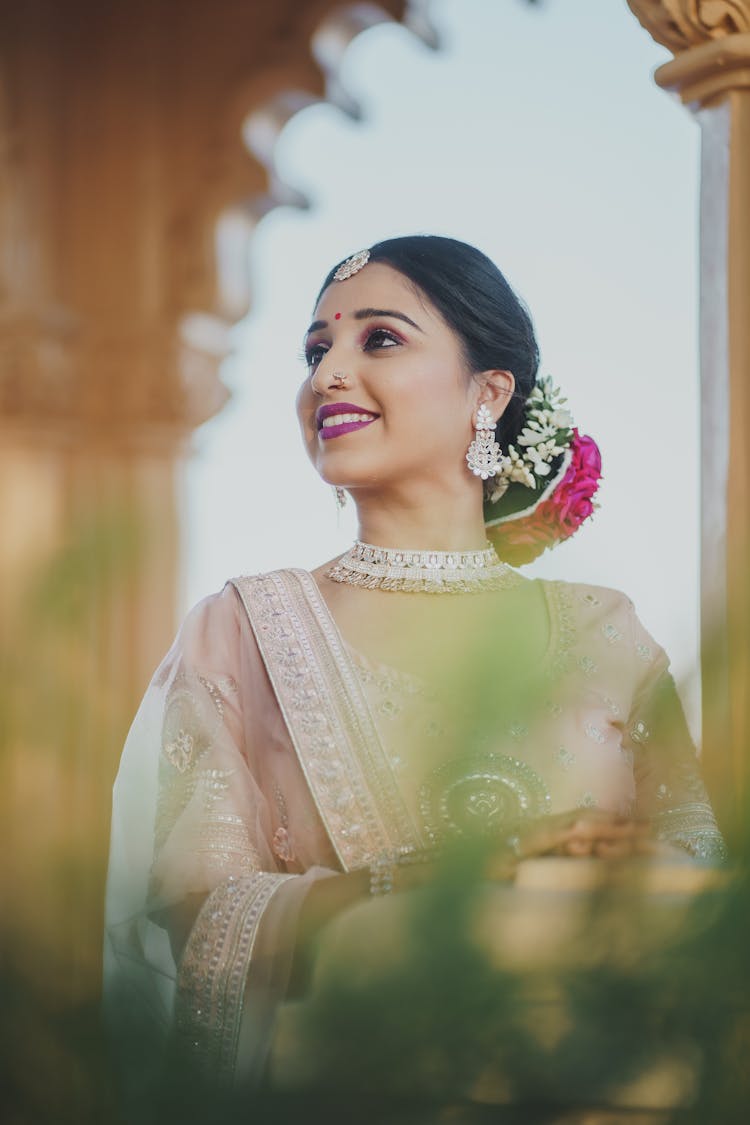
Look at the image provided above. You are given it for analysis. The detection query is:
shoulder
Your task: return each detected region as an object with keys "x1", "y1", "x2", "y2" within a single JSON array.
[
  {"x1": 182, "y1": 568, "x2": 310, "y2": 625},
  {"x1": 168, "y1": 580, "x2": 269, "y2": 673},
  {"x1": 536, "y1": 577, "x2": 635, "y2": 620},
  {"x1": 538, "y1": 577, "x2": 669, "y2": 676}
]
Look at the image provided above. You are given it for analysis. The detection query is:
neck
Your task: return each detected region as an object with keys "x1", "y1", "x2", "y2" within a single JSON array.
[{"x1": 352, "y1": 481, "x2": 488, "y2": 552}]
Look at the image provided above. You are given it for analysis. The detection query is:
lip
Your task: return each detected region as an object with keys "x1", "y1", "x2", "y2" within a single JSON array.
[{"x1": 316, "y1": 401, "x2": 380, "y2": 441}]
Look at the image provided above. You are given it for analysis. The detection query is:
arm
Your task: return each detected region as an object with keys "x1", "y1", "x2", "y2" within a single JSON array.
[{"x1": 622, "y1": 606, "x2": 727, "y2": 862}]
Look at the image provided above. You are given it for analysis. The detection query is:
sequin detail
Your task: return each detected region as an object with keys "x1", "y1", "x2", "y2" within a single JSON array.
[
  {"x1": 544, "y1": 581, "x2": 577, "y2": 677},
  {"x1": 164, "y1": 729, "x2": 195, "y2": 773},
  {"x1": 419, "y1": 752, "x2": 551, "y2": 845},
  {"x1": 230, "y1": 571, "x2": 422, "y2": 869},
  {"x1": 199, "y1": 813, "x2": 262, "y2": 873},
  {"x1": 555, "y1": 746, "x2": 576, "y2": 771},
  {"x1": 629, "y1": 720, "x2": 650, "y2": 745},
  {"x1": 175, "y1": 873, "x2": 294, "y2": 1080},
  {"x1": 652, "y1": 803, "x2": 727, "y2": 861}
]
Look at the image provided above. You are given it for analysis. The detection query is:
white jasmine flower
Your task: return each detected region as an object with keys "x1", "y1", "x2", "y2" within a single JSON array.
[
  {"x1": 514, "y1": 465, "x2": 536, "y2": 487},
  {"x1": 487, "y1": 478, "x2": 510, "y2": 503},
  {"x1": 550, "y1": 408, "x2": 573, "y2": 428},
  {"x1": 517, "y1": 427, "x2": 547, "y2": 447},
  {"x1": 526, "y1": 446, "x2": 552, "y2": 476}
]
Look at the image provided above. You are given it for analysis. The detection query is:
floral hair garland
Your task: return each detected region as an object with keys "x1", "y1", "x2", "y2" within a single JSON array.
[{"x1": 483, "y1": 376, "x2": 602, "y2": 566}]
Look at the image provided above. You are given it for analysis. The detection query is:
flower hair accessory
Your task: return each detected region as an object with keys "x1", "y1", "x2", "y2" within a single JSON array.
[{"x1": 483, "y1": 376, "x2": 602, "y2": 566}]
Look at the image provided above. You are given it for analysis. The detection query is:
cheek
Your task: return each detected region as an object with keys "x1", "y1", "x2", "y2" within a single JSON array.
[
  {"x1": 295, "y1": 385, "x2": 318, "y2": 448},
  {"x1": 391, "y1": 375, "x2": 471, "y2": 445}
]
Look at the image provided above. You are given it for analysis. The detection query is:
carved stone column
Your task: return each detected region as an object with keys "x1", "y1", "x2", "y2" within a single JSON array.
[
  {"x1": 627, "y1": 1, "x2": 750, "y2": 827},
  {"x1": 0, "y1": 2, "x2": 426, "y2": 1115}
]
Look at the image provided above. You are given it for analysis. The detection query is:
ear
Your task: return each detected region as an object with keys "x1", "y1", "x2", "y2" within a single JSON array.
[{"x1": 475, "y1": 369, "x2": 515, "y2": 425}]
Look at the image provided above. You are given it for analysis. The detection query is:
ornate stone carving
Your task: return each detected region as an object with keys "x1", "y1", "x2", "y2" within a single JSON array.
[
  {"x1": 0, "y1": 0, "x2": 429, "y2": 440},
  {"x1": 627, "y1": 0, "x2": 750, "y2": 52}
]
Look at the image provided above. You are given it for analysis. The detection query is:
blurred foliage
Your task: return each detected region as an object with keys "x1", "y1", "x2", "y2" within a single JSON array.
[
  {"x1": 263, "y1": 854, "x2": 749, "y2": 1124},
  {"x1": 3, "y1": 500, "x2": 750, "y2": 1124},
  {"x1": 1, "y1": 505, "x2": 145, "y2": 1125}
]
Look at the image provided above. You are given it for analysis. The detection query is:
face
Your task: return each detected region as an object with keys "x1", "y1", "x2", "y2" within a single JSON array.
[{"x1": 296, "y1": 263, "x2": 489, "y2": 498}]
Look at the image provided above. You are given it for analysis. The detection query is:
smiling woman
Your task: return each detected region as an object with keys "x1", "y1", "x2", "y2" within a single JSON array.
[{"x1": 104, "y1": 234, "x2": 725, "y2": 1116}]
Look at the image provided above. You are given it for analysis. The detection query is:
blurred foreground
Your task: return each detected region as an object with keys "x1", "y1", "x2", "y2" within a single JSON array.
[{"x1": 2, "y1": 516, "x2": 749, "y2": 1125}]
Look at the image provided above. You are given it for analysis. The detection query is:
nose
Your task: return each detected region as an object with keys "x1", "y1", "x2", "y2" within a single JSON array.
[{"x1": 310, "y1": 360, "x2": 351, "y2": 396}]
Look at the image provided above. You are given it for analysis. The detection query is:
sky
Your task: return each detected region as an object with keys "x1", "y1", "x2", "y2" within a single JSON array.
[{"x1": 183, "y1": 0, "x2": 702, "y2": 734}]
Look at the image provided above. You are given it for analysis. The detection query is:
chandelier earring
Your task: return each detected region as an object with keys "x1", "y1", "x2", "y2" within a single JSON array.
[{"x1": 466, "y1": 404, "x2": 503, "y2": 480}]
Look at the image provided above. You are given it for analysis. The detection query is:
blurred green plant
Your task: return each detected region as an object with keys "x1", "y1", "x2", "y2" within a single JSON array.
[
  {"x1": 0, "y1": 504, "x2": 146, "y2": 1125},
  {"x1": 3, "y1": 506, "x2": 748, "y2": 1125}
]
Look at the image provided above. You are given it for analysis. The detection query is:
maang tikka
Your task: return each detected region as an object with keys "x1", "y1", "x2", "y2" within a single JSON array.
[{"x1": 466, "y1": 404, "x2": 502, "y2": 480}]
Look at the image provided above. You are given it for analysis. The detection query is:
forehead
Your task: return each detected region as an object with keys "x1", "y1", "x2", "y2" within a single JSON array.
[{"x1": 313, "y1": 262, "x2": 439, "y2": 325}]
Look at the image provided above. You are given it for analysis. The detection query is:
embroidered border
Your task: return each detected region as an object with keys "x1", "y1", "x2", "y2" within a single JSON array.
[
  {"x1": 174, "y1": 872, "x2": 293, "y2": 1083},
  {"x1": 539, "y1": 579, "x2": 577, "y2": 678},
  {"x1": 231, "y1": 571, "x2": 422, "y2": 871},
  {"x1": 653, "y1": 802, "x2": 728, "y2": 862}
]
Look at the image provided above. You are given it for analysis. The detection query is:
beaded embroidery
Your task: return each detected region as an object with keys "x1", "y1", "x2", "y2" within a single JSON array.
[
  {"x1": 418, "y1": 752, "x2": 551, "y2": 845},
  {"x1": 652, "y1": 803, "x2": 727, "y2": 861},
  {"x1": 175, "y1": 873, "x2": 294, "y2": 1081},
  {"x1": 231, "y1": 571, "x2": 423, "y2": 869},
  {"x1": 198, "y1": 812, "x2": 262, "y2": 873},
  {"x1": 555, "y1": 746, "x2": 576, "y2": 771},
  {"x1": 602, "y1": 623, "x2": 623, "y2": 644}
]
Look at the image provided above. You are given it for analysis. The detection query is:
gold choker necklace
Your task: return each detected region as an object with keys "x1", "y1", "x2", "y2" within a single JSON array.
[{"x1": 326, "y1": 540, "x2": 520, "y2": 594}]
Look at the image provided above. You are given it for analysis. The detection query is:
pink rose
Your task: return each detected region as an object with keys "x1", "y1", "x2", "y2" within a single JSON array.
[
  {"x1": 489, "y1": 431, "x2": 602, "y2": 566},
  {"x1": 547, "y1": 431, "x2": 601, "y2": 532}
]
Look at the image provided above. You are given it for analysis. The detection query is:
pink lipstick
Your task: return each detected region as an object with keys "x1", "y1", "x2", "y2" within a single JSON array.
[{"x1": 317, "y1": 402, "x2": 380, "y2": 441}]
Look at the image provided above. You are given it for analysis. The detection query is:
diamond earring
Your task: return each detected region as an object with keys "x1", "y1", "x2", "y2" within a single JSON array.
[
  {"x1": 333, "y1": 486, "x2": 347, "y2": 509},
  {"x1": 466, "y1": 404, "x2": 502, "y2": 480}
]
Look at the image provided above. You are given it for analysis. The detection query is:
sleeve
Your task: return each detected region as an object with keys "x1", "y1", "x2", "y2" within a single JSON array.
[
  {"x1": 104, "y1": 584, "x2": 338, "y2": 1105},
  {"x1": 623, "y1": 603, "x2": 727, "y2": 862}
]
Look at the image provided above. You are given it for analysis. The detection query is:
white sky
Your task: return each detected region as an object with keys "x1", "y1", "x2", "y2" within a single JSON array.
[{"x1": 183, "y1": 0, "x2": 702, "y2": 734}]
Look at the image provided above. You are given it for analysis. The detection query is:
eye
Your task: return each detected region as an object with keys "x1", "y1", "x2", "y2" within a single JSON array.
[
  {"x1": 363, "y1": 327, "x2": 401, "y2": 351},
  {"x1": 304, "y1": 342, "x2": 329, "y2": 369}
]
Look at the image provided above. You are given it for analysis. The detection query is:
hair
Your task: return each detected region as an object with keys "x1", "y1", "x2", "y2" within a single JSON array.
[{"x1": 317, "y1": 235, "x2": 540, "y2": 448}]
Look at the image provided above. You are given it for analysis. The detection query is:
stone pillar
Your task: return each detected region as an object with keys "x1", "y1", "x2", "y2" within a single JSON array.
[
  {"x1": 0, "y1": 1, "x2": 420, "y2": 1116},
  {"x1": 627, "y1": 1, "x2": 750, "y2": 829}
]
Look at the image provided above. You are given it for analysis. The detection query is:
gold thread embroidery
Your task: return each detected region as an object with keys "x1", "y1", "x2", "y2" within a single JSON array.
[
  {"x1": 197, "y1": 812, "x2": 261, "y2": 873},
  {"x1": 231, "y1": 571, "x2": 422, "y2": 871},
  {"x1": 175, "y1": 872, "x2": 294, "y2": 1082}
]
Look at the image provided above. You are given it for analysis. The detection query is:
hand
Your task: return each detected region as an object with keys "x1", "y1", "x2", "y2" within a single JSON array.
[
  {"x1": 528, "y1": 808, "x2": 653, "y2": 859},
  {"x1": 486, "y1": 808, "x2": 653, "y2": 879}
]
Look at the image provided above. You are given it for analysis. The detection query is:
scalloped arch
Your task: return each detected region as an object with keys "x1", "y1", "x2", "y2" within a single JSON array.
[
  {"x1": 209, "y1": 2, "x2": 439, "y2": 330},
  {"x1": 627, "y1": 0, "x2": 750, "y2": 53}
]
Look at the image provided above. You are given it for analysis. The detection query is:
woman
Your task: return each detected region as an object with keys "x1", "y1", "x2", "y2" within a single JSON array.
[{"x1": 104, "y1": 235, "x2": 725, "y2": 1105}]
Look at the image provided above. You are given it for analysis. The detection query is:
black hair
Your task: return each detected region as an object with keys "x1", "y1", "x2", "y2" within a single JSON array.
[{"x1": 317, "y1": 235, "x2": 539, "y2": 448}]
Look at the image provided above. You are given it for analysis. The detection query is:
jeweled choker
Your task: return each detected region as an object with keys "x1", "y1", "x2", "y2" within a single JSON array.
[{"x1": 326, "y1": 540, "x2": 520, "y2": 594}]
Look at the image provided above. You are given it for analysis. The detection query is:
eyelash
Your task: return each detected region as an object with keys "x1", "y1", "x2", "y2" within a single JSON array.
[{"x1": 303, "y1": 327, "x2": 402, "y2": 369}]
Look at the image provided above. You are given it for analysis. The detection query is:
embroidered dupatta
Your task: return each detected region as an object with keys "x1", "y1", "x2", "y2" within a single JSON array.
[{"x1": 104, "y1": 571, "x2": 419, "y2": 1100}]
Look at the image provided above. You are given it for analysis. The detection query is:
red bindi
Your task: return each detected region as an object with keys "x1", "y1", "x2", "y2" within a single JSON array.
[{"x1": 334, "y1": 312, "x2": 342, "y2": 320}]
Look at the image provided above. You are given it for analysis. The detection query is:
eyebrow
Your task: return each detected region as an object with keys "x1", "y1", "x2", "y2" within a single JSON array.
[{"x1": 305, "y1": 308, "x2": 424, "y2": 336}]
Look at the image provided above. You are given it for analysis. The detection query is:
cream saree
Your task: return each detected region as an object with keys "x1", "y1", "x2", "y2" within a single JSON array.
[{"x1": 104, "y1": 568, "x2": 725, "y2": 1102}]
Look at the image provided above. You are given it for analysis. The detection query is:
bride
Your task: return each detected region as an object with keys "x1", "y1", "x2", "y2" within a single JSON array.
[{"x1": 104, "y1": 235, "x2": 725, "y2": 1106}]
